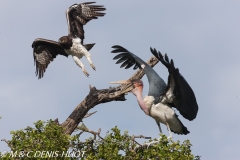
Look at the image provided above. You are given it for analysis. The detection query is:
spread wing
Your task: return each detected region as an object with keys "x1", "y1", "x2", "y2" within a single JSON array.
[
  {"x1": 150, "y1": 48, "x2": 198, "y2": 120},
  {"x1": 32, "y1": 38, "x2": 68, "y2": 79},
  {"x1": 111, "y1": 45, "x2": 141, "y2": 70},
  {"x1": 66, "y1": 2, "x2": 106, "y2": 41},
  {"x1": 111, "y1": 45, "x2": 167, "y2": 104}
]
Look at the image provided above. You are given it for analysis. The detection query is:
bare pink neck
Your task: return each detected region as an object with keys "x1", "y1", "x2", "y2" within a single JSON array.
[{"x1": 131, "y1": 87, "x2": 149, "y2": 115}]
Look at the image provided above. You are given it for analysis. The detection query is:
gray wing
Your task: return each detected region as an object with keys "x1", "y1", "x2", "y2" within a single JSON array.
[
  {"x1": 151, "y1": 48, "x2": 198, "y2": 120},
  {"x1": 111, "y1": 45, "x2": 167, "y2": 104},
  {"x1": 32, "y1": 38, "x2": 68, "y2": 79},
  {"x1": 66, "y1": 2, "x2": 106, "y2": 41}
]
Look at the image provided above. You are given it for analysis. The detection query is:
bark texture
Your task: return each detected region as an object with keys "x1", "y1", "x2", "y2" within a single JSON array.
[{"x1": 61, "y1": 56, "x2": 159, "y2": 135}]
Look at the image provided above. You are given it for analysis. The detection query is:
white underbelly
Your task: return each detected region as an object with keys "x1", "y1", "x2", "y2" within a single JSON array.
[
  {"x1": 150, "y1": 103, "x2": 174, "y2": 123},
  {"x1": 65, "y1": 38, "x2": 88, "y2": 58},
  {"x1": 151, "y1": 103, "x2": 183, "y2": 132},
  {"x1": 143, "y1": 96, "x2": 184, "y2": 133},
  {"x1": 65, "y1": 48, "x2": 84, "y2": 58},
  {"x1": 143, "y1": 96, "x2": 174, "y2": 123}
]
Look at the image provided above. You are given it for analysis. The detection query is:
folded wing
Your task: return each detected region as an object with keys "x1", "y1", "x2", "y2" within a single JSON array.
[{"x1": 32, "y1": 38, "x2": 68, "y2": 79}]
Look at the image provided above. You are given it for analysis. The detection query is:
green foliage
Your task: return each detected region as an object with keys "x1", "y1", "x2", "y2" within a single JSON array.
[
  {"x1": 71, "y1": 126, "x2": 200, "y2": 160},
  {"x1": 1, "y1": 120, "x2": 72, "y2": 159},
  {"x1": 1, "y1": 121, "x2": 200, "y2": 160}
]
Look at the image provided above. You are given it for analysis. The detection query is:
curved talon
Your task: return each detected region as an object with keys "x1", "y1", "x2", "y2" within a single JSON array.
[
  {"x1": 83, "y1": 70, "x2": 89, "y2": 77},
  {"x1": 90, "y1": 64, "x2": 96, "y2": 70}
]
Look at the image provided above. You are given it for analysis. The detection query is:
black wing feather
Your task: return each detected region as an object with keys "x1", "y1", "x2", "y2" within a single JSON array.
[
  {"x1": 151, "y1": 47, "x2": 198, "y2": 120},
  {"x1": 111, "y1": 45, "x2": 167, "y2": 104},
  {"x1": 120, "y1": 59, "x2": 132, "y2": 68},
  {"x1": 125, "y1": 60, "x2": 135, "y2": 69},
  {"x1": 111, "y1": 45, "x2": 141, "y2": 70},
  {"x1": 133, "y1": 64, "x2": 139, "y2": 70},
  {"x1": 66, "y1": 2, "x2": 106, "y2": 41},
  {"x1": 113, "y1": 53, "x2": 128, "y2": 60},
  {"x1": 32, "y1": 38, "x2": 68, "y2": 79},
  {"x1": 115, "y1": 56, "x2": 129, "y2": 64}
]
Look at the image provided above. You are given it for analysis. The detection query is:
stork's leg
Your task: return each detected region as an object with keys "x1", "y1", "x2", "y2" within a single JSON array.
[
  {"x1": 156, "y1": 121, "x2": 162, "y2": 133},
  {"x1": 144, "y1": 121, "x2": 163, "y2": 148},
  {"x1": 164, "y1": 113, "x2": 173, "y2": 139},
  {"x1": 72, "y1": 56, "x2": 89, "y2": 77},
  {"x1": 165, "y1": 122, "x2": 173, "y2": 139},
  {"x1": 84, "y1": 53, "x2": 96, "y2": 70}
]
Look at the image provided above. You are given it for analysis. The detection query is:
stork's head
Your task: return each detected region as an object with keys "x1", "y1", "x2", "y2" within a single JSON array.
[
  {"x1": 131, "y1": 80, "x2": 143, "y2": 95},
  {"x1": 59, "y1": 36, "x2": 72, "y2": 49},
  {"x1": 131, "y1": 79, "x2": 143, "y2": 88}
]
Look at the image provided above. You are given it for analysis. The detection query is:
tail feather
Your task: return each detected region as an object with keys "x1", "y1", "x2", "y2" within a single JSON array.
[
  {"x1": 84, "y1": 43, "x2": 95, "y2": 51},
  {"x1": 171, "y1": 113, "x2": 190, "y2": 135}
]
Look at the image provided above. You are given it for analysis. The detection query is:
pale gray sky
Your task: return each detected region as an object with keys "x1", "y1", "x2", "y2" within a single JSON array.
[{"x1": 1, "y1": 1, "x2": 240, "y2": 159}]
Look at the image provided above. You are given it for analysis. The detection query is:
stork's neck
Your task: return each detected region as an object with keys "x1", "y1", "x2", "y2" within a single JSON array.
[{"x1": 132, "y1": 87, "x2": 149, "y2": 115}]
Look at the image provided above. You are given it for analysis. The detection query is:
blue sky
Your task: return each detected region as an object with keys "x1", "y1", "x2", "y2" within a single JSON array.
[{"x1": 1, "y1": 1, "x2": 240, "y2": 159}]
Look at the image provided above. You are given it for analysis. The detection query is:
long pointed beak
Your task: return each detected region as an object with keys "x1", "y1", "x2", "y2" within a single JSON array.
[
  {"x1": 109, "y1": 79, "x2": 134, "y2": 94},
  {"x1": 109, "y1": 80, "x2": 132, "y2": 84}
]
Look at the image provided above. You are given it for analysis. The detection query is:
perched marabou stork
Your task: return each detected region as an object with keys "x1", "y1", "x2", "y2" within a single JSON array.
[
  {"x1": 110, "y1": 45, "x2": 198, "y2": 140},
  {"x1": 32, "y1": 2, "x2": 106, "y2": 79}
]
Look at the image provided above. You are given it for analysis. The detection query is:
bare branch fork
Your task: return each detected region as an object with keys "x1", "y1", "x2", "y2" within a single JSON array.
[
  {"x1": 131, "y1": 135, "x2": 152, "y2": 149},
  {"x1": 61, "y1": 56, "x2": 159, "y2": 135}
]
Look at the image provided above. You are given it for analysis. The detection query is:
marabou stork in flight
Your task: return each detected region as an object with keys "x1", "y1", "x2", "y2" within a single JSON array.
[
  {"x1": 110, "y1": 45, "x2": 198, "y2": 140},
  {"x1": 32, "y1": 2, "x2": 106, "y2": 79}
]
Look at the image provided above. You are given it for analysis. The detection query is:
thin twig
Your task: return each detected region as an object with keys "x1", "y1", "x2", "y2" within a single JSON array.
[
  {"x1": 131, "y1": 134, "x2": 152, "y2": 150},
  {"x1": 83, "y1": 111, "x2": 97, "y2": 119},
  {"x1": 1, "y1": 139, "x2": 12, "y2": 150}
]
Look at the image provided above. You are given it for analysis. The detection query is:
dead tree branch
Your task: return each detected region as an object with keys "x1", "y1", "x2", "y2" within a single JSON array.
[
  {"x1": 131, "y1": 135, "x2": 152, "y2": 149},
  {"x1": 83, "y1": 111, "x2": 97, "y2": 119},
  {"x1": 61, "y1": 56, "x2": 159, "y2": 135}
]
